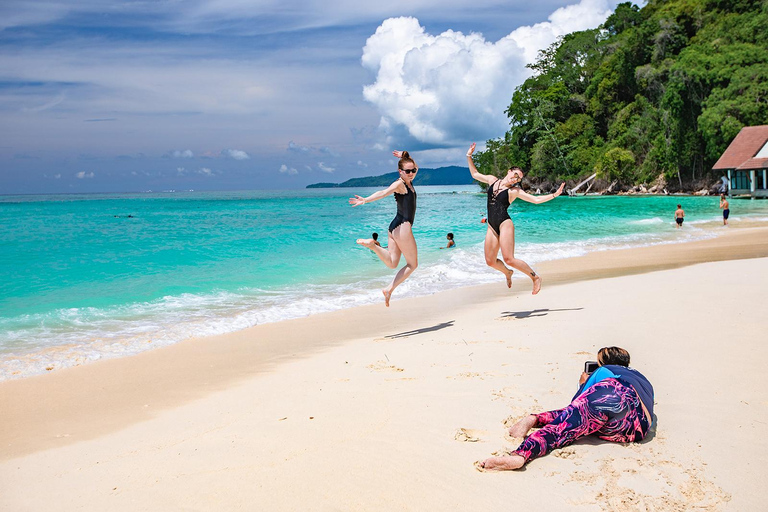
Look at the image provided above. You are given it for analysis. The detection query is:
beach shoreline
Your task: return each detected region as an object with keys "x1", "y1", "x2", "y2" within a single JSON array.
[
  {"x1": 4, "y1": 191, "x2": 767, "y2": 382},
  {"x1": 1, "y1": 226, "x2": 767, "y2": 510},
  {"x1": 2, "y1": 226, "x2": 767, "y2": 456}
]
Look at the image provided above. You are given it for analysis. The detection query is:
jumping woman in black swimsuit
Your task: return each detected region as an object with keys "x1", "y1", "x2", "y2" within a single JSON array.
[
  {"x1": 350, "y1": 150, "x2": 419, "y2": 307},
  {"x1": 466, "y1": 143, "x2": 565, "y2": 295}
]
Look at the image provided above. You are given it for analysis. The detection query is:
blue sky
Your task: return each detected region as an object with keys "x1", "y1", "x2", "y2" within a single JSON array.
[{"x1": 0, "y1": 0, "x2": 621, "y2": 194}]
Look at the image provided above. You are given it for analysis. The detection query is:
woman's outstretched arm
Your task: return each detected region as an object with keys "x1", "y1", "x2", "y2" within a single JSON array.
[
  {"x1": 466, "y1": 143, "x2": 496, "y2": 185},
  {"x1": 513, "y1": 182, "x2": 565, "y2": 204},
  {"x1": 349, "y1": 180, "x2": 403, "y2": 207}
]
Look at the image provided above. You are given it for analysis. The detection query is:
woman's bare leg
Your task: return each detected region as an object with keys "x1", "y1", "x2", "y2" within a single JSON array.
[
  {"x1": 498, "y1": 220, "x2": 542, "y2": 295},
  {"x1": 382, "y1": 223, "x2": 418, "y2": 307},
  {"x1": 484, "y1": 228, "x2": 514, "y2": 288},
  {"x1": 356, "y1": 234, "x2": 401, "y2": 269}
]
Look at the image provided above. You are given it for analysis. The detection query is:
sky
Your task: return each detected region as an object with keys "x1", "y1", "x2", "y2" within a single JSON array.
[{"x1": 0, "y1": 0, "x2": 623, "y2": 194}]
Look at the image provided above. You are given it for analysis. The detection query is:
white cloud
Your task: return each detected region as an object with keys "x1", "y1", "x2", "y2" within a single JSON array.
[
  {"x1": 320, "y1": 146, "x2": 339, "y2": 157},
  {"x1": 279, "y1": 164, "x2": 298, "y2": 175},
  {"x1": 199, "y1": 167, "x2": 214, "y2": 175},
  {"x1": 21, "y1": 94, "x2": 65, "y2": 113},
  {"x1": 362, "y1": 0, "x2": 615, "y2": 145},
  {"x1": 170, "y1": 149, "x2": 194, "y2": 158},
  {"x1": 357, "y1": 160, "x2": 368, "y2": 168},
  {"x1": 75, "y1": 171, "x2": 94, "y2": 179},
  {"x1": 222, "y1": 148, "x2": 250, "y2": 160},
  {"x1": 54, "y1": 173, "x2": 61, "y2": 179},
  {"x1": 288, "y1": 141, "x2": 311, "y2": 153},
  {"x1": 176, "y1": 166, "x2": 187, "y2": 175},
  {"x1": 318, "y1": 162, "x2": 335, "y2": 173}
]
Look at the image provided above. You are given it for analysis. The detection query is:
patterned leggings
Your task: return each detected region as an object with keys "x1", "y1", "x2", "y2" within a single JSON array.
[{"x1": 514, "y1": 378, "x2": 650, "y2": 463}]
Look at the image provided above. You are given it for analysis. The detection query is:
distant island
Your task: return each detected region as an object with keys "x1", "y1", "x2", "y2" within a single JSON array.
[{"x1": 306, "y1": 166, "x2": 476, "y2": 188}]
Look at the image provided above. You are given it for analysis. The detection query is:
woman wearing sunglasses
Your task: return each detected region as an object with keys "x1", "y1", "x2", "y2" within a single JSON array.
[
  {"x1": 349, "y1": 150, "x2": 419, "y2": 307},
  {"x1": 466, "y1": 143, "x2": 565, "y2": 295}
]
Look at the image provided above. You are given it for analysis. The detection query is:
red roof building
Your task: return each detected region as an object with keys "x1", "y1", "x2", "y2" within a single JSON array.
[{"x1": 713, "y1": 125, "x2": 768, "y2": 197}]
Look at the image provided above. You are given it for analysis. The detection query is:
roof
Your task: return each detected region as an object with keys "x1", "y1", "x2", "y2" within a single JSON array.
[
  {"x1": 712, "y1": 125, "x2": 768, "y2": 170},
  {"x1": 737, "y1": 157, "x2": 768, "y2": 170}
]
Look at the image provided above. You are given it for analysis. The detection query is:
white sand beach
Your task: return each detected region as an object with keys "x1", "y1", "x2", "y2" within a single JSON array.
[{"x1": 2, "y1": 227, "x2": 768, "y2": 511}]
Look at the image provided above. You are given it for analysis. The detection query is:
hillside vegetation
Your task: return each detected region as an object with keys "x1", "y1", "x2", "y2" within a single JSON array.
[
  {"x1": 474, "y1": 0, "x2": 768, "y2": 192},
  {"x1": 306, "y1": 166, "x2": 475, "y2": 188}
]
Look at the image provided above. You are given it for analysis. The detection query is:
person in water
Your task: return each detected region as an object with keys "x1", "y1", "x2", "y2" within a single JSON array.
[
  {"x1": 720, "y1": 195, "x2": 729, "y2": 225},
  {"x1": 440, "y1": 233, "x2": 455, "y2": 249},
  {"x1": 674, "y1": 204, "x2": 684, "y2": 228},
  {"x1": 476, "y1": 346, "x2": 653, "y2": 471},
  {"x1": 350, "y1": 150, "x2": 419, "y2": 307},
  {"x1": 466, "y1": 143, "x2": 565, "y2": 295}
]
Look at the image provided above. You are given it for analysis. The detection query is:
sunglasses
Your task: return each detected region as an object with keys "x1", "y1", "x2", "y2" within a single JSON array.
[{"x1": 401, "y1": 168, "x2": 418, "y2": 174}]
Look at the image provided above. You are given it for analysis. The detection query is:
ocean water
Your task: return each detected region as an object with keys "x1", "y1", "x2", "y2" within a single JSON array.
[{"x1": 2, "y1": 186, "x2": 768, "y2": 380}]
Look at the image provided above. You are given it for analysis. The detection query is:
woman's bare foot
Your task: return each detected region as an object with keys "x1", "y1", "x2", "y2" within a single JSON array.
[
  {"x1": 356, "y1": 238, "x2": 376, "y2": 249},
  {"x1": 506, "y1": 270, "x2": 514, "y2": 288},
  {"x1": 476, "y1": 454, "x2": 525, "y2": 471},
  {"x1": 532, "y1": 274, "x2": 542, "y2": 295},
  {"x1": 382, "y1": 289, "x2": 392, "y2": 307},
  {"x1": 508, "y1": 414, "x2": 537, "y2": 438}
]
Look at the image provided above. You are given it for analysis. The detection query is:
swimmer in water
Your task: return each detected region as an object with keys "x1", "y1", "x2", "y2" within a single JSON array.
[{"x1": 440, "y1": 232, "x2": 455, "y2": 249}]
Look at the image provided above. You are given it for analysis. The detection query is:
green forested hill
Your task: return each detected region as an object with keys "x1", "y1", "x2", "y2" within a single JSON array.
[
  {"x1": 474, "y1": 0, "x2": 768, "y2": 190},
  {"x1": 306, "y1": 166, "x2": 474, "y2": 188}
]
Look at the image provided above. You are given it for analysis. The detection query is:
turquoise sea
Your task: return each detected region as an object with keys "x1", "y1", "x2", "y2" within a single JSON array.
[{"x1": 2, "y1": 186, "x2": 768, "y2": 380}]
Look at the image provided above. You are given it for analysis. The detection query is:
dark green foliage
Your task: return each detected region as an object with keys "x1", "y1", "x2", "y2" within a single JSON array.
[{"x1": 477, "y1": 0, "x2": 768, "y2": 188}]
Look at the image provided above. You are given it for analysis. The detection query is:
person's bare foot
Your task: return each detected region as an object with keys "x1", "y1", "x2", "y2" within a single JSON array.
[
  {"x1": 508, "y1": 414, "x2": 537, "y2": 438},
  {"x1": 356, "y1": 238, "x2": 376, "y2": 249},
  {"x1": 382, "y1": 289, "x2": 391, "y2": 307},
  {"x1": 532, "y1": 274, "x2": 542, "y2": 295},
  {"x1": 506, "y1": 270, "x2": 514, "y2": 288},
  {"x1": 476, "y1": 454, "x2": 525, "y2": 471}
]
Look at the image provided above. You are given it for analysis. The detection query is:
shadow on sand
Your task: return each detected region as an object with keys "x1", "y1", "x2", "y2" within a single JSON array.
[
  {"x1": 384, "y1": 320, "x2": 455, "y2": 339},
  {"x1": 500, "y1": 307, "x2": 584, "y2": 319}
]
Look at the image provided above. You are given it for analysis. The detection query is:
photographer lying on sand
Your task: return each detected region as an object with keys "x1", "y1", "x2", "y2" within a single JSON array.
[{"x1": 477, "y1": 347, "x2": 654, "y2": 471}]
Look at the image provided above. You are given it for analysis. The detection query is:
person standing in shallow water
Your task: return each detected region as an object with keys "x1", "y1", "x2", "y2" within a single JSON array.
[
  {"x1": 720, "y1": 195, "x2": 729, "y2": 226},
  {"x1": 350, "y1": 150, "x2": 419, "y2": 307},
  {"x1": 674, "y1": 204, "x2": 685, "y2": 228},
  {"x1": 466, "y1": 143, "x2": 564, "y2": 295}
]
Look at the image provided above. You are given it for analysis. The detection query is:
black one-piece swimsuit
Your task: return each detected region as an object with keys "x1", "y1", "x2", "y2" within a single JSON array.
[
  {"x1": 486, "y1": 179, "x2": 511, "y2": 235},
  {"x1": 389, "y1": 180, "x2": 417, "y2": 233}
]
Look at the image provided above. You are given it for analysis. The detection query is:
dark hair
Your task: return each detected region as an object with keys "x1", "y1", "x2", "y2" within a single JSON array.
[
  {"x1": 398, "y1": 151, "x2": 417, "y2": 171},
  {"x1": 597, "y1": 347, "x2": 630, "y2": 367},
  {"x1": 372, "y1": 232, "x2": 379, "y2": 241},
  {"x1": 677, "y1": 204, "x2": 681, "y2": 208},
  {"x1": 447, "y1": 233, "x2": 453, "y2": 239}
]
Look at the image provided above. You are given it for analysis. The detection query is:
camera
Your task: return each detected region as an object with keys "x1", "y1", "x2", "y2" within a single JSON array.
[{"x1": 584, "y1": 361, "x2": 599, "y2": 374}]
